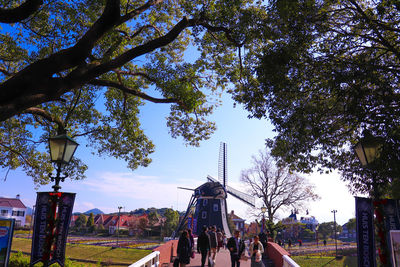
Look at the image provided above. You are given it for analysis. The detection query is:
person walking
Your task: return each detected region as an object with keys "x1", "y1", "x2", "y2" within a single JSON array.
[
  {"x1": 197, "y1": 226, "x2": 211, "y2": 267},
  {"x1": 177, "y1": 230, "x2": 191, "y2": 267},
  {"x1": 217, "y1": 228, "x2": 223, "y2": 252},
  {"x1": 208, "y1": 226, "x2": 218, "y2": 262},
  {"x1": 227, "y1": 230, "x2": 245, "y2": 267},
  {"x1": 249, "y1": 235, "x2": 265, "y2": 267},
  {"x1": 187, "y1": 228, "x2": 195, "y2": 258}
]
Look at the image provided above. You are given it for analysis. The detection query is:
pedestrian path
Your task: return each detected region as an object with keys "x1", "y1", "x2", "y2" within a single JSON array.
[{"x1": 187, "y1": 248, "x2": 251, "y2": 267}]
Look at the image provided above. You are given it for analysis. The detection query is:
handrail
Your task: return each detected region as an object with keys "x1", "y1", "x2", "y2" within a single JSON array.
[
  {"x1": 128, "y1": 251, "x2": 160, "y2": 267},
  {"x1": 283, "y1": 255, "x2": 300, "y2": 267}
]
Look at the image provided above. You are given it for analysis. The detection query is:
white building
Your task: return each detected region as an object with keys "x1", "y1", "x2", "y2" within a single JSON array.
[{"x1": 0, "y1": 195, "x2": 27, "y2": 227}]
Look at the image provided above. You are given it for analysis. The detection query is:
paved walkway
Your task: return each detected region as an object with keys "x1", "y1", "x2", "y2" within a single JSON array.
[{"x1": 187, "y1": 248, "x2": 251, "y2": 267}]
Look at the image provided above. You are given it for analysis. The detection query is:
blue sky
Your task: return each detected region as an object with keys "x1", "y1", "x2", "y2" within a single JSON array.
[{"x1": 0, "y1": 92, "x2": 357, "y2": 225}]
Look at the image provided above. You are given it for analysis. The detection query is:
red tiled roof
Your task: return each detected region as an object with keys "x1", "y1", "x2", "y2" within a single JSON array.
[{"x1": 0, "y1": 197, "x2": 26, "y2": 209}]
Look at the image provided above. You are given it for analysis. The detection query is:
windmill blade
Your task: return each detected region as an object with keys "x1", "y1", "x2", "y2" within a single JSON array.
[
  {"x1": 208, "y1": 175, "x2": 255, "y2": 207},
  {"x1": 226, "y1": 184, "x2": 256, "y2": 207},
  {"x1": 207, "y1": 175, "x2": 218, "y2": 183},
  {"x1": 178, "y1": 187, "x2": 195, "y2": 191},
  {"x1": 218, "y1": 142, "x2": 228, "y2": 187},
  {"x1": 172, "y1": 194, "x2": 197, "y2": 238}
]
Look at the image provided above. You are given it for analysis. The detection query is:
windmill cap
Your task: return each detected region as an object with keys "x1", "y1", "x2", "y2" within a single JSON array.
[{"x1": 194, "y1": 182, "x2": 226, "y2": 199}]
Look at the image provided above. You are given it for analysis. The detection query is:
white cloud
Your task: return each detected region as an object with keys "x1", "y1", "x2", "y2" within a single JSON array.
[{"x1": 80, "y1": 171, "x2": 195, "y2": 209}]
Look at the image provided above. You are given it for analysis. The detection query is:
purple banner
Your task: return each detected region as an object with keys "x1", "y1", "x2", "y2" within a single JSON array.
[
  {"x1": 356, "y1": 197, "x2": 376, "y2": 267},
  {"x1": 31, "y1": 192, "x2": 75, "y2": 267},
  {"x1": 53, "y1": 193, "x2": 75, "y2": 266}
]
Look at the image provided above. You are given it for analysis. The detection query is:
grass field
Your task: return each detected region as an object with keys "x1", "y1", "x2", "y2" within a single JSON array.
[
  {"x1": 292, "y1": 255, "x2": 358, "y2": 267},
  {"x1": 11, "y1": 238, "x2": 151, "y2": 266}
]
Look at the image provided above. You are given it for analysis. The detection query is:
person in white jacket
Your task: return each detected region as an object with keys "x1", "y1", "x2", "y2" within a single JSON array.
[{"x1": 249, "y1": 235, "x2": 265, "y2": 267}]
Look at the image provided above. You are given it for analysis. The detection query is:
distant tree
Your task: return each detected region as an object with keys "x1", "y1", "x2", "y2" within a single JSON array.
[
  {"x1": 132, "y1": 208, "x2": 146, "y2": 215},
  {"x1": 148, "y1": 211, "x2": 159, "y2": 226},
  {"x1": 318, "y1": 222, "x2": 342, "y2": 240},
  {"x1": 138, "y1": 216, "x2": 149, "y2": 236},
  {"x1": 300, "y1": 228, "x2": 315, "y2": 241},
  {"x1": 346, "y1": 218, "x2": 356, "y2": 232},
  {"x1": 74, "y1": 214, "x2": 87, "y2": 231},
  {"x1": 86, "y1": 213, "x2": 95, "y2": 233},
  {"x1": 163, "y1": 208, "x2": 179, "y2": 237},
  {"x1": 264, "y1": 220, "x2": 285, "y2": 238},
  {"x1": 148, "y1": 211, "x2": 159, "y2": 236},
  {"x1": 240, "y1": 149, "x2": 320, "y2": 222}
]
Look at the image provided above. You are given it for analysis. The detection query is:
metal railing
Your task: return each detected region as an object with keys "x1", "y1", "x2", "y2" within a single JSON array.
[
  {"x1": 128, "y1": 251, "x2": 160, "y2": 267},
  {"x1": 283, "y1": 255, "x2": 300, "y2": 267}
]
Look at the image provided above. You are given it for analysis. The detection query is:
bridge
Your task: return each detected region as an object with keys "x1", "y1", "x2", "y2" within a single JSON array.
[{"x1": 131, "y1": 239, "x2": 300, "y2": 267}]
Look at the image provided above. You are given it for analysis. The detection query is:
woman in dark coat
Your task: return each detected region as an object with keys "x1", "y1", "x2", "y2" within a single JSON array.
[{"x1": 177, "y1": 230, "x2": 191, "y2": 267}]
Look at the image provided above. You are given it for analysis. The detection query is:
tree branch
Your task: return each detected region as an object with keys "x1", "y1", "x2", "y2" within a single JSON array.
[
  {"x1": 0, "y1": 0, "x2": 43, "y2": 23},
  {"x1": 89, "y1": 79, "x2": 184, "y2": 105},
  {"x1": 0, "y1": 142, "x2": 34, "y2": 168},
  {"x1": 23, "y1": 107, "x2": 64, "y2": 129},
  {"x1": 118, "y1": 0, "x2": 163, "y2": 25}
]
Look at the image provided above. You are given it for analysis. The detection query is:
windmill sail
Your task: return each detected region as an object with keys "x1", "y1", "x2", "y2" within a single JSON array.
[
  {"x1": 207, "y1": 175, "x2": 255, "y2": 207},
  {"x1": 218, "y1": 142, "x2": 228, "y2": 187},
  {"x1": 226, "y1": 184, "x2": 255, "y2": 207}
]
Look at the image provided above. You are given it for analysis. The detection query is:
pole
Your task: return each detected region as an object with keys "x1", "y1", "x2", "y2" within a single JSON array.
[
  {"x1": 117, "y1": 206, "x2": 122, "y2": 247},
  {"x1": 331, "y1": 210, "x2": 338, "y2": 258},
  {"x1": 262, "y1": 213, "x2": 265, "y2": 233}
]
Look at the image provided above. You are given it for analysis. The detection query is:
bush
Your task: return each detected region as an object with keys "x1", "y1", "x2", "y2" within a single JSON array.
[{"x1": 8, "y1": 251, "x2": 30, "y2": 267}]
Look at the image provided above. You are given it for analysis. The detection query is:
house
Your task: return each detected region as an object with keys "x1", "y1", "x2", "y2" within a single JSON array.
[
  {"x1": 229, "y1": 210, "x2": 246, "y2": 236},
  {"x1": 339, "y1": 222, "x2": 356, "y2": 240},
  {"x1": 0, "y1": 195, "x2": 27, "y2": 227},
  {"x1": 281, "y1": 210, "x2": 319, "y2": 240},
  {"x1": 93, "y1": 213, "x2": 149, "y2": 235}
]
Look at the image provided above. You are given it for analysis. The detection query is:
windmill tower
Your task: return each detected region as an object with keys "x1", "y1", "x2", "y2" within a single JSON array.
[{"x1": 174, "y1": 143, "x2": 255, "y2": 238}]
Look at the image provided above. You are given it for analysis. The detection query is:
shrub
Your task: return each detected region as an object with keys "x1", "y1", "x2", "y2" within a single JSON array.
[{"x1": 8, "y1": 251, "x2": 30, "y2": 267}]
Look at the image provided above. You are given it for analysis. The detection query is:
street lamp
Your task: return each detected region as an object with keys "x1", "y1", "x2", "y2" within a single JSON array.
[
  {"x1": 354, "y1": 132, "x2": 383, "y2": 168},
  {"x1": 354, "y1": 132, "x2": 391, "y2": 266},
  {"x1": 49, "y1": 134, "x2": 79, "y2": 192},
  {"x1": 331, "y1": 210, "x2": 338, "y2": 258},
  {"x1": 261, "y1": 206, "x2": 267, "y2": 233},
  {"x1": 116, "y1": 206, "x2": 123, "y2": 247}
]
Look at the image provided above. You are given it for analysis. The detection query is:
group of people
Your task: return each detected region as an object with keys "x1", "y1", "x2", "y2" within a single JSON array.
[
  {"x1": 197, "y1": 225, "x2": 226, "y2": 266},
  {"x1": 176, "y1": 226, "x2": 267, "y2": 267}
]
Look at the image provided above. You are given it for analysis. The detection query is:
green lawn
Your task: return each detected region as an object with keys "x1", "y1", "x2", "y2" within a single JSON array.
[
  {"x1": 11, "y1": 238, "x2": 151, "y2": 266},
  {"x1": 292, "y1": 255, "x2": 358, "y2": 267}
]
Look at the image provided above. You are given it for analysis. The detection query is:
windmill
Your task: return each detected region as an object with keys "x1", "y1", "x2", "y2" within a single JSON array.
[{"x1": 173, "y1": 142, "x2": 255, "y2": 238}]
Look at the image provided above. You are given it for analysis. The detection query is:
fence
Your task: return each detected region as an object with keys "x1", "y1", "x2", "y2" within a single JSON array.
[
  {"x1": 128, "y1": 251, "x2": 160, "y2": 267},
  {"x1": 282, "y1": 255, "x2": 300, "y2": 267}
]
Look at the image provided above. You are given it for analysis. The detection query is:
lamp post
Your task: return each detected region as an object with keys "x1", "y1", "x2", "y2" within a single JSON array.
[
  {"x1": 261, "y1": 206, "x2": 267, "y2": 233},
  {"x1": 354, "y1": 131, "x2": 390, "y2": 266},
  {"x1": 49, "y1": 134, "x2": 79, "y2": 192},
  {"x1": 331, "y1": 210, "x2": 338, "y2": 258},
  {"x1": 41, "y1": 134, "x2": 78, "y2": 267},
  {"x1": 117, "y1": 206, "x2": 122, "y2": 247}
]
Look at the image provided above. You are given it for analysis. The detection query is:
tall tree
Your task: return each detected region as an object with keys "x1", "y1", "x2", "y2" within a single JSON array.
[
  {"x1": 74, "y1": 214, "x2": 87, "y2": 231},
  {"x1": 163, "y1": 208, "x2": 179, "y2": 237},
  {"x1": 86, "y1": 212, "x2": 95, "y2": 233},
  {"x1": 318, "y1": 221, "x2": 342, "y2": 240},
  {"x1": 240, "y1": 149, "x2": 319, "y2": 222},
  {"x1": 0, "y1": 0, "x2": 269, "y2": 185},
  {"x1": 232, "y1": 0, "x2": 400, "y2": 196}
]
